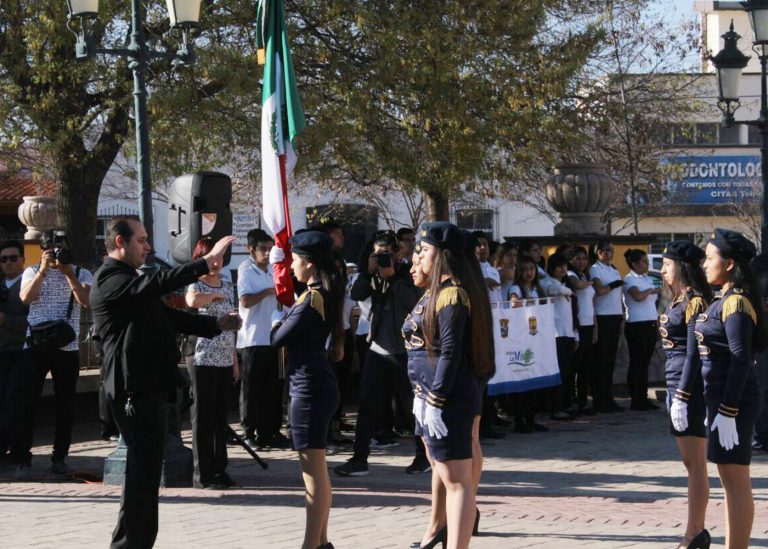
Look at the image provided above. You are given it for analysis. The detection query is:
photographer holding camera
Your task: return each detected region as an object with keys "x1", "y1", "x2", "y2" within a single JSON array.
[
  {"x1": 12, "y1": 231, "x2": 92, "y2": 478},
  {"x1": 335, "y1": 230, "x2": 425, "y2": 476}
]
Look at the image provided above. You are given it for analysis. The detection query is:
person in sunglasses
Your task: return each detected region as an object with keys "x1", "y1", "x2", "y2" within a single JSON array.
[{"x1": 0, "y1": 240, "x2": 28, "y2": 464}]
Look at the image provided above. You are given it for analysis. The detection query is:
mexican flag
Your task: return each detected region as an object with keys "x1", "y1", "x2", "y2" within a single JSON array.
[{"x1": 257, "y1": 0, "x2": 305, "y2": 307}]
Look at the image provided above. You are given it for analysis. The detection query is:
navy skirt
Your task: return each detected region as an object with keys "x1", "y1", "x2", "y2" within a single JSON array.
[
  {"x1": 423, "y1": 372, "x2": 481, "y2": 462},
  {"x1": 665, "y1": 356, "x2": 706, "y2": 439},
  {"x1": 704, "y1": 386, "x2": 761, "y2": 465}
]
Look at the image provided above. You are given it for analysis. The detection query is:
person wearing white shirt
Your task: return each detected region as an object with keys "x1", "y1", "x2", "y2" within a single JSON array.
[
  {"x1": 507, "y1": 256, "x2": 548, "y2": 433},
  {"x1": 15, "y1": 232, "x2": 92, "y2": 476},
  {"x1": 588, "y1": 239, "x2": 625, "y2": 413},
  {"x1": 473, "y1": 231, "x2": 502, "y2": 303},
  {"x1": 542, "y1": 254, "x2": 577, "y2": 420},
  {"x1": 236, "y1": 229, "x2": 287, "y2": 450},
  {"x1": 567, "y1": 247, "x2": 597, "y2": 414},
  {"x1": 622, "y1": 249, "x2": 661, "y2": 411},
  {"x1": 520, "y1": 239, "x2": 548, "y2": 283}
]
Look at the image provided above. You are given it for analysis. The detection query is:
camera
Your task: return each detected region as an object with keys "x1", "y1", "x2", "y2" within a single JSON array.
[
  {"x1": 41, "y1": 230, "x2": 72, "y2": 265},
  {"x1": 375, "y1": 252, "x2": 394, "y2": 268}
]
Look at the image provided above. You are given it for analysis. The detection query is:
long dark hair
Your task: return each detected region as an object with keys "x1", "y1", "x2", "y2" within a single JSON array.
[
  {"x1": 300, "y1": 251, "x2": 346, "y2": 362},
  {"x1": 423, "y1": 247, "x2": 495, "y2": 378},
  {"x1": 513, "y1": 255, "x2": 544, "y2": 298},
  {"x1": 665, "y1": 259, "x2": 713, "y2": 304}
]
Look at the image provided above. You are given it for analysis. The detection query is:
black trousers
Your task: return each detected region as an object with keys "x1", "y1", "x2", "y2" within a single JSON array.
[
  {"x1": 331, "y1": 329, "x2": 355, "y2": 423},
  {"x1": 188, "y1": 364, "x2": 231, "y2": 484},
  {"x1": 592, "y1": 315, "x2": 623, "y2": 410},
  {"x1": 0, "y1": 349, "x2": 24, "y2": 455},
  {"x1": 550, "y1": 336, "x2": 576, "y2": 413},
  {"x1": 353, "y1": 350, "x2": 413, "y2": 459},
  {"x1": 12, "y1": 348, "x2": 79, "y2": 465},
  {"x1": 239, "y1": 345, "x2": 283, "y2": 442},
  {"x1": 572, "y1": 325, "x2": 595, "y2": 408},
  {"x1": 109, "y1": 392, "x2": 167, "y2": 549},
  {"x1": 624, "y1": 321, "x2": 657, "y2": 405},
  {"x1": 99, "y1": 380, "x2": 119, "y2": 438}
]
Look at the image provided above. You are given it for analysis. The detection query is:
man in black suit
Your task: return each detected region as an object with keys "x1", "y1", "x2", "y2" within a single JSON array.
[{"x1": 90, "y1": 215, "x2": 240, "y2": 549}]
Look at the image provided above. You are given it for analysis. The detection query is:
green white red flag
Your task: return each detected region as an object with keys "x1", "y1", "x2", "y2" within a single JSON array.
[{"x1": 256, "y1": 0, "x2": 305, "y2": 306}]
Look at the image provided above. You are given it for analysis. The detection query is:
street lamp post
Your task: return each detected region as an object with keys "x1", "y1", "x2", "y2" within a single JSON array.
[
  {"x1": 711, "y1": 4, "x2": 768, "y2": 251},
  {"x1": 64, "y1": 0, "x2": 203, "y2": 486},
  {"x1": 65, "y1": 0, "x2": 201, "y2": 247}
]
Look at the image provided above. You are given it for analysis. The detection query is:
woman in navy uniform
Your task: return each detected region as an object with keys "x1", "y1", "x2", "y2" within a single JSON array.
[
  {"x1": 672, "y1": 229, "x2": 763, "y2": 549},
  {"x1": 660, "y1": 240, "x2": 712, "y2": 549},
  {"x1": 404, "y1": 222, "x2": 494, "y2": 549},
  {"x1": 270, "y1": 231, "x2": 344, "y2": 549}
]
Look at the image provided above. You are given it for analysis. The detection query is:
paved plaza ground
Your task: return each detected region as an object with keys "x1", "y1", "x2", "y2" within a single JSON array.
[{"x1": 1, "y1": 391, "x2": 767, "y2": 548}]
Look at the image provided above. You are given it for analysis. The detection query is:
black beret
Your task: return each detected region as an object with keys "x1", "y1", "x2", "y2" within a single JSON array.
[
  {"x1": 708, "y1": 228, "x2": 757, "y2": 263},
  {"x1": 289, "y1": 230, "x2": 333, "y2": 259},
  {"x1": 662, "y1": 240, "x2": 705, "y2": 264},
  {"x1": 419, "y1": 222, "x2": 465, "y2": 255}
]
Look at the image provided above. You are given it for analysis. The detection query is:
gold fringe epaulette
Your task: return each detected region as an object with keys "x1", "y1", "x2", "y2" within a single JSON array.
[
  {"x1": 436, "y1": 286, "x2": 470, "y2": 313},
  {"x1": 685, "y1": 296, "x2": 707, "y2": 324},
  {"x1": 721, "y1": 294, "x2": 757, "y2": 325},
  {"x1": 296, "y1": 289, "x2": 325, "y2": 320}
]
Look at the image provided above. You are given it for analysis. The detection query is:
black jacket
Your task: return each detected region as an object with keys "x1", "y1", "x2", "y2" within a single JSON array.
[
  {"x1": 350, "y1": 263, "x2": 421, "y2": 353},
  {"x1": 0, "y1": 277, "x2": 28, "y2": 351},
  {"x1": 90, "y1": 257, "x2": 221, "y2": 399}
]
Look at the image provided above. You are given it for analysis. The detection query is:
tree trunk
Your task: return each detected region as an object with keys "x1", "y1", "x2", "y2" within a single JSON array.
[
  {"x1": 424, "y1": 189, "x2": 449, "y2": 222},
  {"x1": 56, "y1": 164, "x2": 101, "y2": 270}
]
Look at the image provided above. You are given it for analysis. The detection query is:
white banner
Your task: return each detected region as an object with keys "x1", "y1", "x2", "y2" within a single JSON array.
[{"x1": 488, "y1": 299, "x2": 561, "y2": 395}]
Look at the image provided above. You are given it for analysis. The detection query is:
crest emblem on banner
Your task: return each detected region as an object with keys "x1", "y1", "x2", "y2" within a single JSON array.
[
  {"x1": 499, "y1": 318, "x2": 509, "y2": 338},
  {"x1": 528, "y1": 316, "x2": 538, "y2": 335}
]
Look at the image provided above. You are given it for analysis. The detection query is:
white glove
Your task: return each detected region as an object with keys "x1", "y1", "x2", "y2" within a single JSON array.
[
  {"x1": 270, "y1": 309, "x2": 284, "y2": 328},
  {"x1": 412, "y1": 395, "x2": 425, "y2": 428},
  {"x1": 710, "y1": 413, "x2": 739, "y2": 451},
  {"x1": 561, "y1": 287, "x2": 573, "y2": 297},
  {"x1": 269, "y1": 247, "x2": 285, "y2": 265},
  {"x1": 424, "y1": 403, "x2": 448, "y2": 439},
  {"x1": 670, "y1": 399, "x2": 688, "y2": 432}
]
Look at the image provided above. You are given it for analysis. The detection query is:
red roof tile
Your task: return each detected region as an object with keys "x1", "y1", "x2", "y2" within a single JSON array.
[{"x1": 0, "y1": 172, "x2": 56, "y2": 202}]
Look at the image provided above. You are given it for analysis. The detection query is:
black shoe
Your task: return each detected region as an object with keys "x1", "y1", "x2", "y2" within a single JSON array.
[
  {"x1": 195, "y1": 479, "x2": 229, "y2": 490},
  {"x1": 577, "y1": 406, "x2": 596, "y2": 416},
  {"x1": 529, "y1": 422, "x2": 549, "y2": 432},
  {"x1": 318, "y1": 544, "x2": 335, "y2": 549},
  {"x1": 370, "y1": 436, "x2": 400, "y2": 449},
  {"x1": 513, "y1": 421, "x2": 534, "y2": 434},
  {"x1": 687, "y1": 528, "x2": 711, "y2": 549},
  {"x1": 752, "y1": 440, "x2": 768, "y2": 453},
  {"x1": 214, "y1": 472, "x2": 238, "y2": 488},
  {"x1": 270, "y1": 433, "x2": 291, "y2": 449},
  {"x1": 334, "y1": 457, "x2": 369, "y2": 476},
  {"x1": 244, "y1": 437, "x2": 259, "y2": 451},
  {"x1": 550, "y1": 411, "x2": 574, "y2": 421},
  {"x1": 328, "y1": 430, "x2": 353, "y2": 445},
  {"x1": 479, "y1": 425, "x2": 505, "y2": 439},
  {"x1": 492, "y1": 415, "x2": 512, "y2": 427},
  {"x1": 410, "y1": 526, "x2": 447, "y2": 549},
  {"x1": 254, "y1": 437, "x2": 273, "y2": 451},
  {"x1": 608, "y1": 400, "x2": 625, "y2": 412},
  {"x1": 406, "y1": 454, "x2": 431, "y2": 474}
]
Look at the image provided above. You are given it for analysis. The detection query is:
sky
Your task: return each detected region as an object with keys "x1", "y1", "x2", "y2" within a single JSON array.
[{"x1": 650, "y1": 0, "x2": 699, "y2": 28}]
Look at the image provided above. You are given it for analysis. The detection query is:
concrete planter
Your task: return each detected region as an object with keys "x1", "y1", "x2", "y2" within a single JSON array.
[
  {"x1": 17, "y1": 195, "x2": 57, "y2": 239},
  {"x1": 545, "y1": 164, "x2": 614, "y2": 236}
]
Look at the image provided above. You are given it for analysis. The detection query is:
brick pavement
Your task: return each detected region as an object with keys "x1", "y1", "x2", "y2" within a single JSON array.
[{"x1": 1, "y1": 394, "x2": 768, "y2": 548}]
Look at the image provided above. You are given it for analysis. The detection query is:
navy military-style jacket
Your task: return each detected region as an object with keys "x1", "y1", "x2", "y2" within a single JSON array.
[
  {"x1": 661, "y1": 289, "x2": 706, "y2": 395},
  {"x1": 402, "y1": 280, "x2": 473, "y2": 409},
  {"x1": 270, "y1": 282, "x2": 336, "y2": 399},
  {"x1": 687, "y1": 287, "x2": 760, "y2": 417}
]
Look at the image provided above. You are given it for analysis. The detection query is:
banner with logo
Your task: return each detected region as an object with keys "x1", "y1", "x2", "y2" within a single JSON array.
[{"x1": 487, "y1": 300, "x2": 560, "y2": 396}]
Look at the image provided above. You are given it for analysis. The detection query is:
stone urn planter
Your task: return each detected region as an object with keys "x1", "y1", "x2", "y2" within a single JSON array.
[
  {"x1": 17, "y1": 196, "x2": 57, "y2": 239},
  {"x1": 545, "y1": 164, "x2": 615, "y2": 236}
]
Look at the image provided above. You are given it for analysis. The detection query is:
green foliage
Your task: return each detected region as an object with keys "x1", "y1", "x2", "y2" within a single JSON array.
[{"x1": 285, "y1": 0, "x2": 605, "y2": 219}]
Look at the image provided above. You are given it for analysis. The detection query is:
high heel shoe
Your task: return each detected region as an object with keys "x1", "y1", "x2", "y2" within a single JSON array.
[
  {"x1": 687, "y1": 529, "x2": 711, "y2": 549},
  {"x1": 316, "y1": 544, "x2": 334, "y2": 549},
  {"x1": 473, "y1": 507, "x2": 480, "y2": 536},
  {"x1": 408, "y1": 526, "x2": 447, "y2": 549}
]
